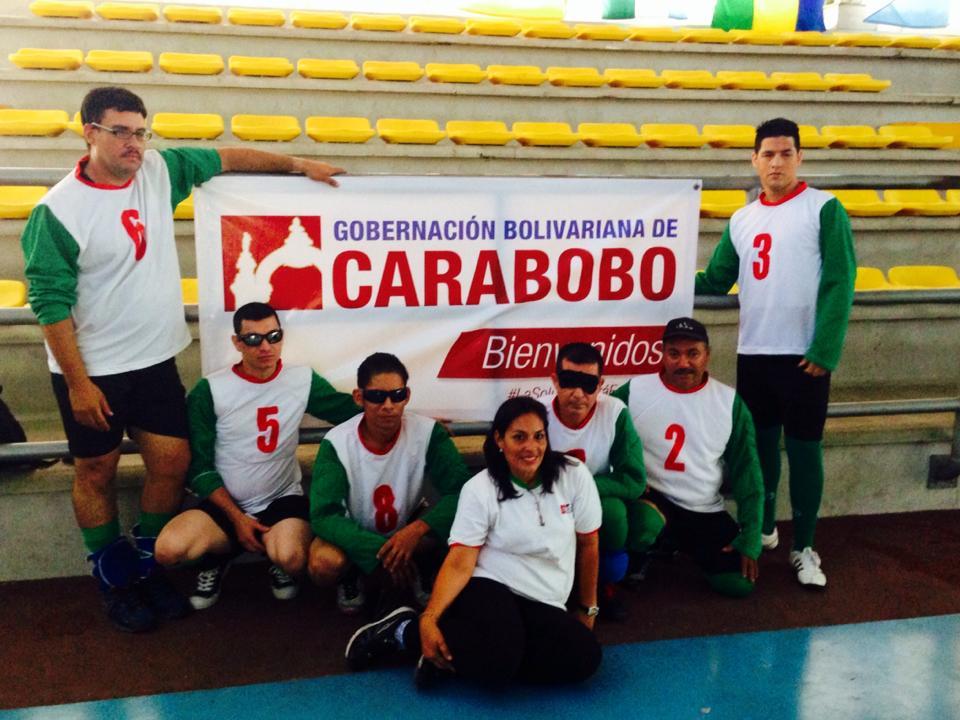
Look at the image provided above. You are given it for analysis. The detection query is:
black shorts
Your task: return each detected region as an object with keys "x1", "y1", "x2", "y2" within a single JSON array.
[
  {"x1": 198, "y1": 494, "x2": 309, "y2": 554},
  {"x1": 644, "y1": 487, "x2": 741, "y2": 575},
  {"x1": 736, "y1": 354, "x2": 831, "y2": 442},
  {"x1": 51, "y1": 358, "x2": 189, "y2": 459}
]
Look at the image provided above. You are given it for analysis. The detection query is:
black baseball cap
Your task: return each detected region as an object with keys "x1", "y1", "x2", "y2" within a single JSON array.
[{"x1": 662, "y1": 317, "x2": 709, "y2": 344}]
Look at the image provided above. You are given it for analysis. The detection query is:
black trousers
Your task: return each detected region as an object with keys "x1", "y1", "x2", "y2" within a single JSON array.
[{"x1": 409, "y1": 577, "x2": 601, "y2": 686}]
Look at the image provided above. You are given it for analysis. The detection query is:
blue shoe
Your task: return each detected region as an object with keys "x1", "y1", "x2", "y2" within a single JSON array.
[{"x1": 100, "y1": 584, "x2": 156, "y2": 633}]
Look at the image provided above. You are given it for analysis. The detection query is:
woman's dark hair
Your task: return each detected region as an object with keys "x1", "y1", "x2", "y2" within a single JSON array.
[{"x1": 483, "y1": 396, "x2": 572, "y2": 501}]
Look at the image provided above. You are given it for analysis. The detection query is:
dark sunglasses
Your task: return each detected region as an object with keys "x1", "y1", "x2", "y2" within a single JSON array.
[
  {"x1": 557, "y1": 369, "x2": 600, "y2": 395},
  {"x1": 238, "y1": 328, "x2": 284, "y2": 347},
  {"x1": 362, "y1": 387, "x2": 409, "y2": 404}
]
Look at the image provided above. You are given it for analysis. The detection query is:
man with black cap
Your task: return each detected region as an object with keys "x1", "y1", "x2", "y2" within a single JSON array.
[{"x1": 612, "y1": 317, "x2": 763, "y2": 597}]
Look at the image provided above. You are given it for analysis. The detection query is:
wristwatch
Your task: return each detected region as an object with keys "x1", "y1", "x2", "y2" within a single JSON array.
[{"x1": 578, "y1": 603, "x2": 600, "y2": 618}]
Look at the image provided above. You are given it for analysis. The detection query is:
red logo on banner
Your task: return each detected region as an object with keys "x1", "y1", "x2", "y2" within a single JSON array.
[
  {"x1": 437, "y1": 326, "x2": 664, "y2": 379},
  {"x1": 221, "y1": 216, "x2": 323, "y2": 311}
]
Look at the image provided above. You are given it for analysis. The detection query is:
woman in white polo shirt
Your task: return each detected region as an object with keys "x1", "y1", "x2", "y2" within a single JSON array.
[{"x1": 344, "y1": 396, "x2": 603, "y2": 687}]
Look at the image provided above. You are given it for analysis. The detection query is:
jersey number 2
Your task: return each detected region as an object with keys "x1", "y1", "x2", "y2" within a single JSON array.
[
  {"x1": 752, "y1": 233, "x2": 772, "y2": 280},
  {"x1": 373, "y1": 485, "x2": 399, "y2": 533},
  {"x1": 664, "y1": 424, "x2": 686, "y2": 471},
  {"x1": 256, "y1": 406, "x2": 279, "y2": 453}
]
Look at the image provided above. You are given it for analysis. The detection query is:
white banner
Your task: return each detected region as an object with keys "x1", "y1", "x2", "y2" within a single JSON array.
[{"x1": 194, "y1": 176, "x2": 700, "y2": 420}]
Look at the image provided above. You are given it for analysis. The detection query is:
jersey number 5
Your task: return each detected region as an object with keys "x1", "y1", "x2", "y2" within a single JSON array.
[
  {"x1": 752, "y1": 233, "x2": 772, "y2": 280},
  {"x1": 664, "y1": 423, "x2": 686, "y2": 472},
  {"x1": 256, "y1": 406, "x2": 279, "y2": 453}
]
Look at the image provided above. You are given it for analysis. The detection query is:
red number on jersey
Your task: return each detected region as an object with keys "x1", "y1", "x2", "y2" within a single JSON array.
[
  {"x1": 664, "y1": 423, "x2": 686, "y2": 471},
  {"x1": 752, "y1": 233, "x2": 772, "y2": 280},
  {"x1": 373, "y1": 485, "x2": 399, "y2": 533},
  {"x1": 256, "y1": 406, "x2": 279, "y2": 453},
  {"x1": 121, "y1": 209, "x2": 147, "y2": 261}
]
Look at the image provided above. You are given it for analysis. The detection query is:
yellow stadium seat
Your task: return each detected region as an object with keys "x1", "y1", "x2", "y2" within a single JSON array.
[
  {"x1": 661, "y1": 70, "x2": 721, "y2": 90},
  {"x1": 728, "y1": 283, "x2": 740, "y2": 295},
  {"x1": 0, "y1": 186, "x2": 48, "y2": 218},
  {"x1": 162, "y1": 5, "x2": 221, "y2": 23},
  {"x1": 30, "y1": 0, "x2": 93, "y2": 18},
  {"x1": 826, "y1": 190, "x2": 902, "y2": 217},
  {"x1": 888, "y1": 35, "x2": 940, "y2": 49},
  {"x1": 730, "y1": 30, "x2": 785, "y2": 45},
  {"x1": 298, "y1": 59, "x2": 359, "y2": 80},
  {"x1": 878, "y1": 125, "x2": 952, "y2": 149},
  {"x1": 884, "y1": 123, "x2": 959, "y2": 148},
  {"x1": 0, "y1": 109, "x2": 69, "y2": 136},
  {"x1": 716, "y1": 71, "x2": 776, "y2": 90},
  {"x1": 67, "y1": 111, "x2": 83, "y2": 135},
  {"x1": 95, "y1": 2, "x2": 158, "y2": 21},
  {"x1": 305, "y1": 117, "x2": 375, "y2": 143},
  {"x1": 229, "y1": 56, "x2": 293, "y2": 78},
  {"x1": 680, "y1": 28, "x2": 733, "y2": 43},
  {"x1": 833, "y1": 32, "x2": 892, "y2": 47},
  {"x1": 376, "y1": 119, "x2": 446, "y2": 145},
  {"x1": 782, "y1": 31, "x2": 837, "y2": 46},
  {"x1": 424, "y1": 63, "x2": 486, "y2": 84},
  {"x1": 9, "y1": 48, "x2": 83, "y2": 71},
  {"x1": 227, "y1": 8, "x2": 284, "y2": 26},
  {"x1": 158, "y1": 52, "x2": 224, "y2": 75},
  {"x1": 577, "y1": 123, "x2": 643, "y2": 148},
  {"x1": 603, "y1": 68, "x2": 664, "y2": 88},
  {"x1": 546, "y1": 67, "x2": 605, "y2": 87},
  {"x1": 174, "y1": 195, "x2": 193, "y2": 220},
  {"x1": 703, "y1": 125, "x2": 755, "y2": 148},
  {"x1": 464, "y1": 18, "x2": 521, "y2": 36},
  {"x1": 884, "y1": 190, "x2": 960, "y2": 216},
  {"x1": 770, "y1": 72, "x2": 832, "y2": 91},
  {"x1": 799, "y1": 125, "x2": 834, "y2": 149},
  {"x1": 573, "y1": 23, "x2": 630, "y2": 41},
  {"x1": 85, "y1": 50, "x2": 153, "y2": 72},
  {"x1": 936, "y1": 37, "x2": 960, "y2": 50},
  {"x1": 231, "y1": 115, "x2": 300, "y2": 141},
  {"x1": 180, "y1": 277, "x2": 198, "y2": 303},
  {"x1": 409, "y1": 16, "x2": 465, "y2": 34},
  {"x1": 823, "y1": 73, "x2": 890, "y2": 92},
  {"x1": 640, "y1": 123, "x2": 704, "y2": 148},
  {"x1": 888, "y1": 265, "x2": 960, "y2": 288},
  {"x1": 521, "y1": 21, "x2": 576, "y2": 39},
  {"x1": 946, "y1": 190, "x2": 960, "y2": 204},
  {"x1": 151, "y1": 112, "x2": 223, "y2": 140},
  {"x1": 445, "y1": 120, "x2": 514, "y2": 146},
  {"x1": 486, "y1": 65, "x2": 545, "y2": 86},
  {"x1": 290, "y1": 11, "x2": 348, "y2": 29},
  {"x1": 855, "y1": 267, "x2": 893, "y2": 291},
  {"x1": 700, "y1": 190, "x2": 747, "y2": 218},
  {"x1": 823, "y1": 126, "x2": 892, "y2": 149},
  {"x1": 512, "y1": 122, "x2": 578, "y2": 147},
  {"x1": 362, "y1": 61, "x2": 424, "y2": 82},
  {"x1": 0, "y1": 281, "x2": 28, "y2": 308},
  {"x1": 626, "y1": 26, "x2": 683, "y2": 42},
  {"x1": 350, "y1": 14, "x2": 406, "y2": 31}
]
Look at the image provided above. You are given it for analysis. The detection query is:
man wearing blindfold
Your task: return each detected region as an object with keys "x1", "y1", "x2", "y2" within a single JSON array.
[
  {"x1": 544, "y1": 343, "x2": 647, "y2": 621},
  {"x1": 612, "y1": 318, "x2": 763, "y2": 598},
  {"x1": 154, "y1": 302, "x2": 360, "y2": 610},
  {"x1": 308, "y1": 352, "x2": 471, "y2": 616}
]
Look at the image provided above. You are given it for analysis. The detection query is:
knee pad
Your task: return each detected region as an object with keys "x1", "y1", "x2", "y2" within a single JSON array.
[
  {"x1": 707, "y1": 571, "x2": 755, "y2": 598},
  {"x1": 89, "y1": 536, "x2": 140, "y2": 589},
  {"x1": 598, "y1": 550, "x2": 629, "y2": 585}
]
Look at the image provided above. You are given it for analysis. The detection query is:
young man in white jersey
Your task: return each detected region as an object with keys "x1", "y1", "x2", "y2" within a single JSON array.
[
  {"x1": 612, "y1": 318, "x2": 763, "y2": 597},
  {"x1": 695, "y1": 118, "x2": 856, "y2": 588},
  {"x1": 20, "y1": 86, "x2": 344, "y2": 632},
  {"x1": 544, "y1": 342, "x2": 646, "y2": 620},
  {"x1": 307, "y1": 353, "x2": 471, "y2": 615},
  {"x1": 154, "y1": 302, "x2": 360, "y2": 609}
]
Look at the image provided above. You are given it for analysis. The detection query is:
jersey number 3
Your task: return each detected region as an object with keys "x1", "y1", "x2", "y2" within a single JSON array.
[
  {"x1": 256, "y1": 406, "x2": 279, "y2": 453},
  {"x1": 752, "y1": 233, "x2": 772, "y2": 280},
  {"x1": 664, "y1": 423, "x2": 686, "y2": 472}
]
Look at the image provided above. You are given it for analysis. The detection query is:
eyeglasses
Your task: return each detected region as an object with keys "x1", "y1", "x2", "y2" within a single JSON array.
[
  {"x1": 557, "y1": 369, "x2": 600, "y2": 395},
  {"x1": 362, "y1": 387, "x2": 409, "y2": 404},
  {"x1": 90, "y1": 122, "x2": 152, "y2": 141},
  {"x1": 238, "y1": 329, "x2": 283, "y2": 347}
]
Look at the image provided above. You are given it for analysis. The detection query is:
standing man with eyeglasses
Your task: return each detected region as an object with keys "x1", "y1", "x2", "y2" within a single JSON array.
[
  {"x1": 308, "y1": 352, "x2": 471, "y2": 617},
  {"x1": 543, "y1": 342, "x2": 646, "y2": 621},
  {"x1": 154, "y1": 302, "x2": 359, "y2": 609},
  {"x1": 20, "y1": 86, "x2": 345, "y2": 632}
]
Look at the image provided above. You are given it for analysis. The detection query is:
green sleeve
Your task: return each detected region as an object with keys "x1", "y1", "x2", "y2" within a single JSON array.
[
  {"x1": 807, "y1": 197, "x2": 856, "y2": 372},
  {"x1": 306, "y1": 371, "x2": 360, "y2": 425},
  {"x1": 309, "y1": 439, "x2": 386, "y2": 574},
  {"x1": 723, "y1": 394, "x2": 763, "y2": 560},
  {"x1": 610, "y1": 382, "x2": 630, "y2": 405},
  {"x1": 420, "y1": 423, "x2": 472, "y2": 540},
  {"x1": 593, "y1": 408, "x2": 646, "y2": 500},
  {"x1": 186, "y1": 379, "x2": 225, "y2": 499},
  {"x1": 695, "y1": 224, "x2": 740, "y2": 296},
  {"x1": 160, "y1": 148, "x2": 222, "y2": 209},
  {"x1": 20, "y1": 204, "x2": 79, "y2": 325}
]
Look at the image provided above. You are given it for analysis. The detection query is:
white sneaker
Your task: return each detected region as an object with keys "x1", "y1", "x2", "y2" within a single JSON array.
[
  {"x1": 790, "y1": 547, "x2": 827, "y2": 588},
  {"x1": 761, "y1": 527, "x2": 779, "y2": 551}
]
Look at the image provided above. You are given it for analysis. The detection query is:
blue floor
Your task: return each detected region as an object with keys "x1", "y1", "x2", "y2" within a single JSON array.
[{"x1": 5, "y1": 614, "x2": 960, "y2": 720}]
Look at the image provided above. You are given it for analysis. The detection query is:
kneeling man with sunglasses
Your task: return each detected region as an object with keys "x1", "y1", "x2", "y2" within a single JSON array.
[
  {"x1": 308, "y1": 352, "x2": 471, "y2": 616},
  {"x1": 155, "y1": 302, "x2": 360, "y2": 609}
]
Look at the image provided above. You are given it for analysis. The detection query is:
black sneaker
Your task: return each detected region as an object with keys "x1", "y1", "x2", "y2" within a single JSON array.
[
  {"x1": 269, "y1": 564, "x2": 300, "y2": 600},
  {"x1": 101, "y1": 585, "x2": 157, "y2": 633},
  {"x1": 344, "y1": 606, "x2": 417, "y2": 671},
  {"x1": 190, "y1": 563, "x2": 228, "y2": 610},
  {"x1": 336, "y1": 566, "x2": 365, "y2": 615},
  {"x1": 598, "y1": 583, "x2": 628, "y2": 623},
  {"x1": 414, "y1": 654, "x2": 453, "y2": 690},
  {"x1": 137, "y1": 570, "x2": 192, "y2": 621},
  {"x1": 622, "y1": 552, "x2": 653, "y2": 589}
]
